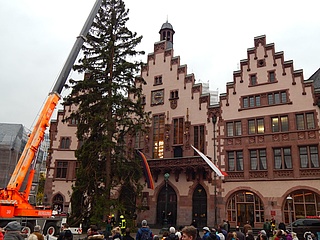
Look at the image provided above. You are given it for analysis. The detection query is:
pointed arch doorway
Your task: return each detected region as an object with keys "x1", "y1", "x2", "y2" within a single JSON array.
[
  {"x1": 156, "y1": 184, "x2": 177, "y2": 226},
  {"x1": 192, "y1": 184, "x2": 207, "y2": 228}
]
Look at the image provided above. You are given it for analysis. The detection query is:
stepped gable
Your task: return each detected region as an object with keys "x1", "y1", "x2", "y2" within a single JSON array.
[
  {"x1": 221, "y1": 35, "x2": 307, "y2": 107},
  {"x1": 141, "y1": 21, "x2": 217, "y2": 111}
]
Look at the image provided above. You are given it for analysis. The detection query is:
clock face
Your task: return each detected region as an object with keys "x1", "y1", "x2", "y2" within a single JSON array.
[{"x1": 152, "y1": 90, "x2": 164, "y2": 105}]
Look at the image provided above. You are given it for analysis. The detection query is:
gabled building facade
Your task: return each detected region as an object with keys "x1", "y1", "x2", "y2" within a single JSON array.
[{"x1": 44, "y1": 23, "x2": 320, "y2": 229}]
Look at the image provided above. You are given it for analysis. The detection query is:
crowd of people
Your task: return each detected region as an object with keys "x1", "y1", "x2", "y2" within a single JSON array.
[{"x1": 0, "y1": 218, "x2": 317, "y2": 240}]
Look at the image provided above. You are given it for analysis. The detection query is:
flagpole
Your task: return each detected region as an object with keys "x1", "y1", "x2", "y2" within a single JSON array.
[{"x1": 212, "y1": 115, "x2": 218, "y2": 227}]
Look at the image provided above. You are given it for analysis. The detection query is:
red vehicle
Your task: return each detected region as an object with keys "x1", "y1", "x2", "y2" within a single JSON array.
[{"x1": 0, "y1": 0, "x2": 102, "y2": 235}]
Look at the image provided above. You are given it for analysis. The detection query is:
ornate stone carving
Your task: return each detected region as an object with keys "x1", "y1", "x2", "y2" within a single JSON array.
[
  {"x1": 298, "y1": 132, "x2": 305, "y2": 139},
  {"x1": 170, "y1": 99, "x2": 177, "y2": 109}
]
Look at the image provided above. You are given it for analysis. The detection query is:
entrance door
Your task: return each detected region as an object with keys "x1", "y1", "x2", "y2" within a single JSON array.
[
  {"x1": 157, "y1": 184, "x2": 177, "y2": 226},
  {"x1": 237, "y1": 203, "x2": 254, "y2": 227},
  {"x1": 192, "y1": 184, "x2": 207, "y2": 228}
]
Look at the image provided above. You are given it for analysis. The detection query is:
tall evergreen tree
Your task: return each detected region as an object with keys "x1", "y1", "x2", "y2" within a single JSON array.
[{"x1": 63, "y1": 0, "x2": 149, "y2": 225}]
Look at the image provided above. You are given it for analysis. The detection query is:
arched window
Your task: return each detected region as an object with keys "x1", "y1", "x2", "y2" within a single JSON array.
[
  {"x1": 284, "y1": 190, "x2": 320, "y2": 223},
  {"x1": 227, "y1": 191, "x2": 264, "y2": 227},
  {"x1": 60, "y1": 137, "x2": 71, "y2": 149}
]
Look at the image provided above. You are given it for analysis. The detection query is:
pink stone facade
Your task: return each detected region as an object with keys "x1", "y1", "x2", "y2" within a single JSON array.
[{"x1": 44, "y1": 24, "x2": 320, "y2": 229}]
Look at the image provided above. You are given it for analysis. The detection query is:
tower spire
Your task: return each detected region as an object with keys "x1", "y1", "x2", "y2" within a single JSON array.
[{"x1": 159, "y1": 19, "x2": 175, "y2": 49}]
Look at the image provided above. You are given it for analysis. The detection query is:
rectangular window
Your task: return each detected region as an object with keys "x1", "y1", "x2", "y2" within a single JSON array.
[
  {"x1": 306, "y1": 113, "x2": 315, "y2": 129},
  {"x1": 268, "y1": 91, "x2": 287, "y2": 105},
  {"x1": 274, "y1": 93, "x2": 280, "y2": 104},
  {"x1": 135, "y1": 130, "x2": 144, "y2": 149},
  {"x1": 235, "y1": 121, "x2": 242, "y2": 136},
  {"x1": 243, "y1": 96, "x2": 261, "y2": 108},
  {"x1": 273, "y1": 147, "x2": 292, "y2": 169},
  {"x1": 256, "y1": 96, "x2": 261, "y2": 106},
  {"x1": 227, "y1": 122, "x2": 234, "y2": 137},
  {"x1": 194, "y1": 125, "x2": 205, "y2": 154},
  {"x1": 296, "y1": 113, "x2": 315, "y2": 130},
  {"x1": 271, "y1": 117, "x2": 279, "y2": 132},
  {"x1": 281, "y1": 92, "x2": 287, "y2": 103},
  {"x1": 227, "y1": 151, "x2": 243, "y2": 171},
  {"x1": 248, "y1": 120, "x2": 255, "y2": 135},
  {"x1": 268, "y1": 94, "x2": 274, "y2": 105},
  {"x1": 249, "y1": 97, "x2": 254, "y2": 107},
  {"x1": 243, "y1": 98, "x2": 248, "y2": 108},
  {"x1": 250, "y1": 74, "x2": 257, "y2": 86},
  {"x1": 257, "y1": 119, "x2": 265, "y2": 134},
  {"x1": 299, "y1": 146, "x2": 320, "y2": 168},
  {"x1": 56, "y1": 161, "x2": 68, "y2": 178},
  {"x1": 250, "y1": 149, "x2": 267, "y2": 170},
  {"x1": 226, "y1": 121, "x2": 242, "y2": 137},
  {"x1": 170, "y1": 90, "x2": 179, "y2": 99},
  {"x1": 269, "y1": 71, "x2": 275, "y2": 82},
  {"x1": 296, "y1": 114, "x2": 305, "y2": 130},
  {"x1": 153, "y1": 114, "x2": 165, "y2": 158},
  {"x1": 248, "y1": 119, "x2": 264, "y2": 134},
  {"x1": 60, "y1": 137, "x2": 71, "y2": 149},
  {"x1": 154, "y1": 75, "x2": 162, "y2": 85},
  {"x1": 173, "y1": 118, "x2": 184, "y2": 144},
  {"x1": 281, "y1": 116, "x2": 289, "y2": 131},
  {"x1": 272, "y1": 116, "x2": 289, "y2": 132}
]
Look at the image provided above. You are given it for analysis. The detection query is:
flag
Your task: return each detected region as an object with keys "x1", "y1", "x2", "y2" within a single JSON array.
[
  {"x1": 136, "y1": 150, "x2": 155, "y2": 190},
  {"x1": 191, "y1": 145, "x2": 228, "y2": 177}
]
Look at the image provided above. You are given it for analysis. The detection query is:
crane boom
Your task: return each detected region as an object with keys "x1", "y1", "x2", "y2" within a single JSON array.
[{"x1": 0, "y1": 0, "x2": 103, "y2": 218}]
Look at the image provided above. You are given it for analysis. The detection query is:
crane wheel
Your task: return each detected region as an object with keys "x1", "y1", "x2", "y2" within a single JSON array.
[{"x1": 43, "y1": 222, "x2": 58, "y2": 236}]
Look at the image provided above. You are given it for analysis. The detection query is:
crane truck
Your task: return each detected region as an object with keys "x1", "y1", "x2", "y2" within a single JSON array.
[{"x1": 0, "y1": 0, "x2": 102, "y2": 236}]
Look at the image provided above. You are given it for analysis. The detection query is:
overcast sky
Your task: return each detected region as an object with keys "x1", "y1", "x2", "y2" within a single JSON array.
[{"x1": 1, "y1": 0, "x2": 319, "y2": 131}]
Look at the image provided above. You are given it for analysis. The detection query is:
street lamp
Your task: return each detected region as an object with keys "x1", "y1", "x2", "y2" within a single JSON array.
[
  {"x1": 163, "y1": 173, "x2": 170, "y2": 230},
  {"x1": 212, "y1": 115, "x2": 217, "y2": 227},
  {"x1": 286, "y1": 195, "x2": 293, "y2": 232}
]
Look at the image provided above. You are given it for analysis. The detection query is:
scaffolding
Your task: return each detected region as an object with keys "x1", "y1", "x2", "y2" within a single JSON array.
[{"x1": 0, "y1": 123, "x2": 49, "y2": 204}]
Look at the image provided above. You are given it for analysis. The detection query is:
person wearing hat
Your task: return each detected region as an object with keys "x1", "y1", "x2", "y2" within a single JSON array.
[
  {"x1": 3, "y1": 221, "x2": 24, "y2": 240},
  {"x1": 202, "y1": 227, "x2": 210, "y2": 240},
  {"x1": 27, "y1": 225, "x2": 44, "y2": 240}
]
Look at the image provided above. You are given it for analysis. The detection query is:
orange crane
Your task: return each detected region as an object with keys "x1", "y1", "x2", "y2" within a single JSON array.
[{"x1": 0, "y1": 0, "x2": 102, "y2": 235}]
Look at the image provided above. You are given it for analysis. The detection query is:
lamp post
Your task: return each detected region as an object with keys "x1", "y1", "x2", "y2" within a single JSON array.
[
  {"x1": 212, "y1": 115, "x2": 217, "y2": 227},
  {"x1": 163, "y1": 173, "x2": 170, "y2": 230},
  {"x1": 286, "y1": 195, "x2": 293, "y2": 232}
]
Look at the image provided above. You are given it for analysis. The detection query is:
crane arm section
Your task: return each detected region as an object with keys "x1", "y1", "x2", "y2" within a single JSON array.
[{"x1": 1, "y1": 0, "x2": 103, "y2": 203}]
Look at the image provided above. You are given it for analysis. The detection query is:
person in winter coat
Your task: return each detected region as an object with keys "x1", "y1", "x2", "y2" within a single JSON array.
[
  {"x1": 27, "y1": 225, "x2": 44, "y2": 240},
  {"x1": 0, "y1": 227, "x2": 4, "y2": 240},
  {"x1": 202, "y1": 227, "x2": 211, "y2": 240},
  {"x1": 285, "y1": 231, "x2": 292, "y2": 240},
  {"x1": 3, "y1": 221, "x2": 24, "y2": 240},
  {"x1": 122, "y1": 228, "x2": 134, "y2": 240},
  {"x1": 167, "y1": 227, "x2": 177, "y2": 240},
  {"x1": 136, "y1": 220, "x2": 153, "y2": 240},
  {"x1": 111, "y1": 227, "x2": 122, "y2": 240}
]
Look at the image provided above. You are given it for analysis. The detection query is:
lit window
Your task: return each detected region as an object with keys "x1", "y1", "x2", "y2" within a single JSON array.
[
  {"x1": 272, "y1": 116, "x2": 289, "y2": 132},
  {"x1": 153, "y1": 114, "x2": 165, "y2": 158},
  {"x1": 248, "y1": 119, "x2": 264, "y2": 134}
]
